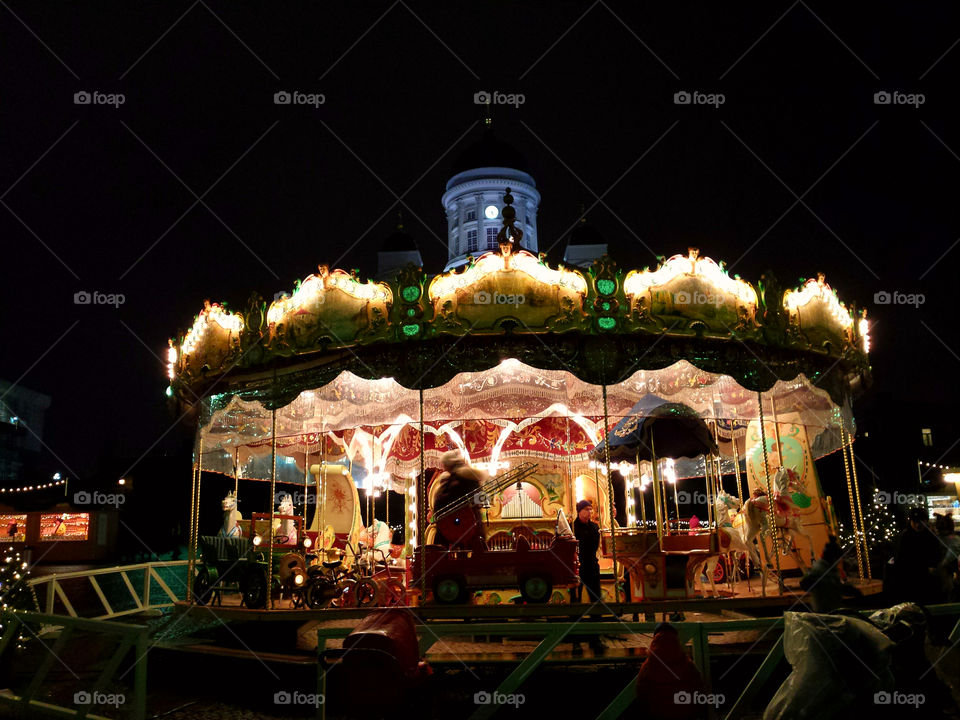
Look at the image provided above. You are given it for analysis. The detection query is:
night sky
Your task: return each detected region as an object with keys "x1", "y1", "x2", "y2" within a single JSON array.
[{"x1": 1, "y1": 2, "x2": 958, "y2": 484}]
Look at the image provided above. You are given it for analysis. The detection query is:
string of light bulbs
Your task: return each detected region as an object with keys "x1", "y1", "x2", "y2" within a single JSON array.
[{"x1": 0, "y1": 479, "x2": 66, "y2": 494}]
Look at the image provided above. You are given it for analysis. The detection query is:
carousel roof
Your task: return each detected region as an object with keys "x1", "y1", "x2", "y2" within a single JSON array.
[{"x1": 168, "y1": 246, "x2": 871, "y2": 411}]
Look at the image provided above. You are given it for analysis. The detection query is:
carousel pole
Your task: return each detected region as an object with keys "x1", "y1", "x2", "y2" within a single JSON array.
[
  {"x1": 733, "y1": 437, "x2": 743, "y2": 504},
  {"x1": 193, "y1": 435, "x2": 203, "y2": 574},
  {"x1": 234, "y1": 447, "x2": 240, "y2": 498},
  {"x1": 418, "y1": 387, "x2": 426, "y2": 606},
  {"x1": 601, "y1": 382, "x2": 620, "y2": 604},
  {"x1": 319, "y1": 430, "x2": 326, "y2": 557},
  {"x1": 841, "y1": 427, "x2": 865, "y2": 580},
  {"x1": 757, "y1": 393, "x2": 783, "y2": 592},
  {"x1": 303, "y1": 442, "x2": 310, "y2": 535},
  {"x1": 592, "y1": 463, "x2": 603, "y2": 529},
  {"x1": 269, "y1": 407, "x2": 277, "y2": 610},
  {"x1": 650, "y1": 441, "x2": 664, "y2": 542},
  {"x1": 186, "y1": 433, "x2": 200, "y2": 603},
  {"x1": 704, "y1": 455, "x2": 713, "y2": 533},
  {"x1": 636, "y1": 450, "x2": 646, "y2": 530},
  {"x1": 847, "y1": 430, "x2": 871, "y2": 579}
]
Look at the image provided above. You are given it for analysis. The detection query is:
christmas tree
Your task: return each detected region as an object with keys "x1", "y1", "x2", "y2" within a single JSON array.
[{"x1": 0, "y1": 546, "x2": 35, "y2": 650}]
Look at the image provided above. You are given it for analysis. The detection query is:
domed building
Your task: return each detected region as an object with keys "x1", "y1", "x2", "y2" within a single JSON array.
[
  {"x1": 442, "y1": 123, "x2": 540, "y2": 270},
  {"x1": 376, "y1": 214, "x2": 422, "y2": 280}
]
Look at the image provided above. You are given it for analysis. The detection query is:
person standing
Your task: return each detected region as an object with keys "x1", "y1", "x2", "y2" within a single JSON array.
[
  {"x1": 431, "y1": 451, "x2": 484, "y2": 547},
  {"x1": 573, "y1": 499, "x2": 601, "y2": 603},
  {"x1": 934, "y1": 513, "x2": 960, "y2": 601},
  {"x1": 892, "y1": 507, "x2": 941, "y2": 604}
]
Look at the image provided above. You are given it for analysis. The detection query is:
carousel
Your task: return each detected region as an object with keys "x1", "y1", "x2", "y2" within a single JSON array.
[{"x1": 168, "y1": 190, "x2": 873, "y2": 610}]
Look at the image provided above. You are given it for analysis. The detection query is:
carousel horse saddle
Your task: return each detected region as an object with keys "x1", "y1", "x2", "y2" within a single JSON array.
[{"x1": 322, "y1": 559, "x2": 343, "y2": 570}]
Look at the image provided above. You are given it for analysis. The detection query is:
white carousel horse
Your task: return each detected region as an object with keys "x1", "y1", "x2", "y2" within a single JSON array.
[
  {"x1": 742, "y1": 468, "x2": 815, "y2": 570},
  {"x1": 274, "y1": 493, "x2": 297, "y2": 545},
  {"x1": 218, "y1": 491, "x2": 242, "y2": 538},
  {"x1": 707, "y1": 491, "x2": 768, "y2": 597}
]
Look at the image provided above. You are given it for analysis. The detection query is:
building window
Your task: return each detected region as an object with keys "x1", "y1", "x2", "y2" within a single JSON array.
[
  {"x1": 486, "y1": 227, "x2": 498, "y2": 249},
  {"x1": 467, "y1": 229, "x2": 478, "y2": 253},
  {"x1": 922, "y1": 428, "x2": 933, "y2": 447},
  {"x1": 466, "y1": 209, "x2": 477, "y2": 221}
]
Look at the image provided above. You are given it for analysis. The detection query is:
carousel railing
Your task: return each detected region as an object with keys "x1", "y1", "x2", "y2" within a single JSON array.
[
  {"x1": 27, "y1": 560, "x2": 188, "y2": 620},
  {"x1": 315, "y1": 603, "x2": 960, "y2": 720},
  {"x1": 0, "y1": 610, "x2": 149, "y2": 719}
]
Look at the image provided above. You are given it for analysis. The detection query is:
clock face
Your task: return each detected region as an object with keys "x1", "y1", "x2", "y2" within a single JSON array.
[{"x1": 484, "y1": 205, "x2": 499, "y2": 219}]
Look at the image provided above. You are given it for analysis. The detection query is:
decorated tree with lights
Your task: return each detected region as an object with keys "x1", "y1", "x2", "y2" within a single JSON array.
[
  {"x1": 0, "y1": 545, "x2": 35, "y2": 650},
  {"x1": 837, "y1": 489, "x2": 899, "y2": 571}
]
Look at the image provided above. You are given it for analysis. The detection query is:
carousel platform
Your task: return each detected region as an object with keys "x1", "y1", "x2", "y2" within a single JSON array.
[{"x1": 170, "y1": 575, "x2": 883, "y2": 625}]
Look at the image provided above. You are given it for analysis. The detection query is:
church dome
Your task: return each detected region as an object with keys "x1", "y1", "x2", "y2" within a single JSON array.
[
  {"x1": 450, "y1": 127, "x2": 528, "y2": 175},
  {"x1": 380, "y1": 228, "x2": 418, "y2": 253}
]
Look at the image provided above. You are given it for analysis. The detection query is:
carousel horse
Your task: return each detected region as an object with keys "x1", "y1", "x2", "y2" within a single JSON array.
[
  {"x1": 704, "y1": 492, "x2": 769, "y2": 597},
  {"x1": 742, "y1": 467, "x2": 815, "y2": 571},
  {"x1": 218, "y1": 491, "x2": 242, "y2": 538},
  {"x1": 274, "y1": 493, "x2": 297, "y2": 545}
]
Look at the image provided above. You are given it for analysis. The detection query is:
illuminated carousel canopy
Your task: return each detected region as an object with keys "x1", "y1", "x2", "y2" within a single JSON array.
[{"x1": 168, "y1": 245, "x2": 870, "y2": 411}]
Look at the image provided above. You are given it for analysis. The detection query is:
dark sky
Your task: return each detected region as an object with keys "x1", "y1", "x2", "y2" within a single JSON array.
[{"x1": 1, "y1": 2, "x2": 958, "y2": 479}]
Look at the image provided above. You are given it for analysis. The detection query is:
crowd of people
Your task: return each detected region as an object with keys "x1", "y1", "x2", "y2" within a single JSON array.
[{"x1": 887, "y1": 507, "x2": 960, "y2": 604}]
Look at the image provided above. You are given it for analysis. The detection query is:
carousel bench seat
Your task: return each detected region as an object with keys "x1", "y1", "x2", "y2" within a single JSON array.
[{"x1": 198, "y1": 535, "x2": 252, "y2": 564}]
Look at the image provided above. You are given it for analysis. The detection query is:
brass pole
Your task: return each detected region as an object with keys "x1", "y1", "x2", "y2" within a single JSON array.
[
  {"x1": 418, "y1": 387, "x2": 426, "y2": 606},
  {"x1": 303, "y1": 442, "x2": 310, "y2": 533},
  {"x1": 637, "y1": 450, "x2": 646, "y2": 530},
  {"x1": 234, "y1": 447, "x2": 240, "y2": 498},
  {"x1": 193, "y1": 436, "x2": 203, "y2": 567},
  {"x1": 651, "y1": 441, "x2": 664, "y2": 541},
  {"x1": 757, "y1": 393, "x2": 782, "y2": 592},
  {"x1": 847, "y1": 429, "x2": 871, "y2": 580},
  {"x1": 269, "y1": 408, "x2": 277, "y2": 610},
  {"x1": 733, "y1": 437, "x2": 743, "y2": 504},
  {"x1": 186, "y1": 433, "x2": 199, "y2": 603},
  {"x1": 601, "y1": 382, "x2": 620, "y2": 603},
  {"x1": 592, "y1": 463, "x2": 603, "y2": 530},
  {"x1": 841, "y1": 427, "x2": 865, "y2": 580}
]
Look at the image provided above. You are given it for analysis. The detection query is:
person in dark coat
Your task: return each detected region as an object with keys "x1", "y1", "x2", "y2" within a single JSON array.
[
  {"x1": 799, "y1": 535, "x2": 862, "y2": 612},
  {"x1": 573, "y1": 499, "x2": 601, "y2": 602},
  {"x1": 635, "y1": 623, "x2": 706, "y2": 720},
  {"x1": 431, "y1": 451, "x2": 484, "y2": 547},
  {"x1": 892, "y1": 507, "x2": 941, "y2": 604}
]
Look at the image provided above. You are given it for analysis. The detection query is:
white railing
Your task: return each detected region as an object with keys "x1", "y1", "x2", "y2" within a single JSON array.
[{"x1": 27, "y1": 560, "x2": 188, "y2": 620}]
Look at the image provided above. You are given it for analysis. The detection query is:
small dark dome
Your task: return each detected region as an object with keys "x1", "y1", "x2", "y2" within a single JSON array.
[
  {"x1": 380, "y1": 228, "x2": 418, "y2": 252},
  {"x1": 450, "y1": 127, "x2": 528, "y2": 175},
  {"x1": 568, "y1": 218, "x2": 605, "y2": 246}
]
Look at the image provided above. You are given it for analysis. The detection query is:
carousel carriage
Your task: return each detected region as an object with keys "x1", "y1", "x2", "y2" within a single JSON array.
[{"x1": 170, "y1": 195, "x2": 872, "y2": 608}]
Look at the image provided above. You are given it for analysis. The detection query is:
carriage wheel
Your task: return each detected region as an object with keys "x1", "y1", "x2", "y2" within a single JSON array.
[
  {"x1": 381, "y1": 578, "x2": 406, "y2": 606},
  {"x1": 519, "y1": 574, "x2": 553, "y2": 604},
  {"x1": 193, "y1": 567, "x2": 212, "y2": 606},
  {"x1": 305, "y1": 577, "x2": 335, "y2": 609},
  {"x1": 332, "y1": 577, "x2": 358, "y2": 608},
  {"x1": 355, "y1": 579, "x2": 378, "y2": 607},
  {"x1": 241, "y1": 567, "x2": 268, "y2": 609},
  {"x1": 433, "y1": 575, "x2": 468, "y2": 604},
  {"x1": 713, "y1": 559, "x2": 726, "y2": 585}
]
